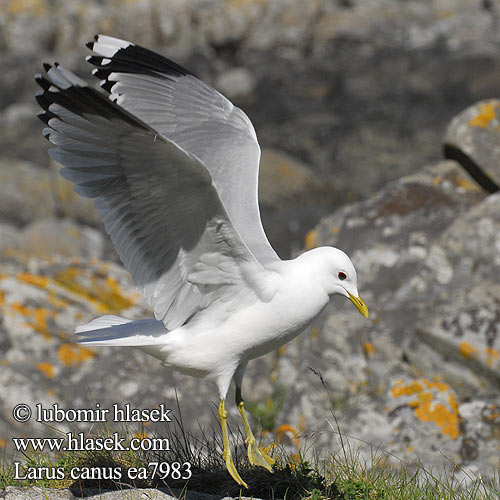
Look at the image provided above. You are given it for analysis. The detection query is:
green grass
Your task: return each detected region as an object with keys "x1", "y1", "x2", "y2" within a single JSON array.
[{"x1": 1, "y1": 410, "x2": 498, "y2": 499}]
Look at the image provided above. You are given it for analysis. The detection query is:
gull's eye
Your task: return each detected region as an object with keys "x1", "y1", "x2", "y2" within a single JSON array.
[{"x1": 338, "y1": 272, "x2": 347, "y2": 281}]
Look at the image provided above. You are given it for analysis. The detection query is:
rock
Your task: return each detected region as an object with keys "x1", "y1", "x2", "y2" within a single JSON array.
[
  {"x1": 215, "y1": 67, "x2": 255, "y2": 99},
  {"x1": 444, "y1": 99, "x2": 500, "y2": 192},
  {"x1": 0, "y1": 487, "x2": 245, "y2": 500},
  {"x1": 2, "y1": 486, "x2": 74, "y2": 499},
  {"x1": 258, "y1": 149, "x2": 339, "y2": 258},
  {"x1": 0, "y1": 158, "x2": 56, "y2": 226},
  {"x1": 0, "y1": 158, "x2": 100, "y2": 229},
  {"x1": 253, "y1": 160, "x2": 500, "y2": 482},
  {"x1": 0, "y1": 218, "x2": 104, "y2": 262},
  {"x1": 409, "y1": 191, "x2": 500, "y2": 396}
]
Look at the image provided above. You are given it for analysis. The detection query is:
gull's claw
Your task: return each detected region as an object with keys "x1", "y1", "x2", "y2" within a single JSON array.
[
  {"x1": 237, "y1": 401, "x2": 275, "y2": 473},
  {"x1": 222, "y1": 447, "x2": 248, "y2": 488},
  {"x1": 246, "y1": 436, "x2": 275, "y2": 472}
]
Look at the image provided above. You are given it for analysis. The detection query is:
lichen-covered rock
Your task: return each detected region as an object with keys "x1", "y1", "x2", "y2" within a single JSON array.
[
  {"x1": 253, "y1": 160, "x2": 499, "y2": 482},
  {"x1": 444, "y1": 99, "x2": 500, "y2": 192}
]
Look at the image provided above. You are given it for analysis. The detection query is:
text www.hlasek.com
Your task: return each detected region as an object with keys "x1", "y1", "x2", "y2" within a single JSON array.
[{"x1": 13, "y1": 432, "x2": 170, "y2": 452}]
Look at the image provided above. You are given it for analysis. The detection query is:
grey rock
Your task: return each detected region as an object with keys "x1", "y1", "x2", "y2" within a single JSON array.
[
  {"x1": 0, "y1": 158, "x2": 56, "y2": 226},
  {"x1": 0, "y1": 218, "x2": 104, "y2": 262},
  {"x1": 255, "y1": 160, "x2": 500, "y2": 482},
  {"x1": 215, "y1": 68, "x2": 255, "y2": 99},
  {"x1": 0, "y1": 487, "x2": 257, "y2": 500},
  {"x1": 444, "y1": 99, "x2": 500, "y2": 192},
  {"x1": 2, "y1": 486, "x2": 74, "y2": 499}
]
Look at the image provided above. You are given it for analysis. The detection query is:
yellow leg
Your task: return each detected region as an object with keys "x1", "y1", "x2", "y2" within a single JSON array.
[
  {"x1": 218, "y1": 399, "x2": 248, "y2": 488},
  {"x1": 237, "y1": 401, "x2": 275, "y2": 472}
]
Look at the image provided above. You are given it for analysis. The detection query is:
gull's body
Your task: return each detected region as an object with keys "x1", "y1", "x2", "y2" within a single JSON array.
[{"x1": 35, "y1": 35, "x2": 368, "y2": 488}]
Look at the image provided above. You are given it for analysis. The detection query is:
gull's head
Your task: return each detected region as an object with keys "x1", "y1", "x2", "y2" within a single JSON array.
[{"x1": 300, "y1": 246, "x2": 369, "y2": 319}]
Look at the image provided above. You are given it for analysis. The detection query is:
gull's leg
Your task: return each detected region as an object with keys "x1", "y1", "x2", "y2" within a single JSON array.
[
  {"x1": 234, "y1": 365, "x2": 275, "y2": 472},
  {"x1": 219, "y1": 398, "x2": 248, "y2": 488}
]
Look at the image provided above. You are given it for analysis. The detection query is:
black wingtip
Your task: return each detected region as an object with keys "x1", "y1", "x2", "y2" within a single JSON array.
[
  {"x1": 43, "y1": 62, "x2": 52, "y2": 72},
  {"x1": 86, "y1": 41, "x2": 94, "y2": 50}
]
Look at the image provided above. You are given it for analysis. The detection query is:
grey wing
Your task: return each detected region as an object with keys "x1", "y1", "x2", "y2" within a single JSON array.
[
  {"x1": 35, "y1": 64, "x2": 277, "y2": 330},
  {"x1": 86, "y1": 34, "x2": 279, "y2": 265}
]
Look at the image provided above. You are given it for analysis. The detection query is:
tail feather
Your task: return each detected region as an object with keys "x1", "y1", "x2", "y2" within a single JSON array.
[
  {"x1": 76, "y1": 316, "x2": 168, "y2": 347},
  {"x1": 75, "y1": 314, "x2": 132, "y2": 333}
]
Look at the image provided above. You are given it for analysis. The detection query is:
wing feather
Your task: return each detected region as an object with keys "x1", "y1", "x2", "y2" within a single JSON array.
[
  {"x1": 36, "y1": 64, "x2": 278, "y2": 330},
  {"x1": 87, "y1": 34, "x2": 278, "y2": 264}
]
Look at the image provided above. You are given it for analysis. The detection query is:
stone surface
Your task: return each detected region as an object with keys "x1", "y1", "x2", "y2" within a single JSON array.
[
  {"x1": 444, "y1": 98, "x2": 500, "y2": 192},
  {"x1": 0, "y1": 486, "x2": 243, "y2": 500},
  {"x1": 262, "y1": 161, "x2": 499, "y2": 483}
]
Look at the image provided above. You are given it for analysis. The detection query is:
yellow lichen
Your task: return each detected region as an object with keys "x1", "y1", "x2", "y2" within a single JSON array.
[
  {"x1": 391, "y1": 380, "x2": 423, "y2": 398},
  {"x1": 58, "y1": 343, "x2": 95, "y2": 366},
  {"x1": 423, "y1": 379, "x2": 450, "y2": 392},
  {"x1": 363, "y1": 341, "x2": 376, "y2": 357},
  {"x1": 468, "y1": 101, "x2": 499, "y2": 129},
  {"x1": 414, "y1": 399, "x2": 460, "y2": 439},
  {"x1": 458, "y1": 341, "x2": 478, "y2": 360},
  {"x1": 37, "y1": 362, "x2": 55, "y2": 379},
  {"x1": 484, "y1": 347, "x2": 499, "y2": 367},
  {"x1": 275, "y1": 424, "x2": 301, "y2": 449},
  {"x1": 16, "y1": 272, "x2": 49, "y2": 288},
  {"x1": 304, "y1": 229, "x2": 318, "y2": 250},
  {"x1": 8, "y1": 0, "x2": 46, "y2": 16},
  {"x1": 392, "y1": 378, "x2": 461, "y2": 440},
  {"x1": 53, "y1": 267, "x2": 135, "y2": 313},
  {"x1": 10, "y1": 303, "x2": 54, "y2": 339}
]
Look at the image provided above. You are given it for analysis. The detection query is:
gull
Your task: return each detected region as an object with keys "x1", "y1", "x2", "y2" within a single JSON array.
[{"x1": 35, "y1": 35, "x2": 369, "y2": 488}]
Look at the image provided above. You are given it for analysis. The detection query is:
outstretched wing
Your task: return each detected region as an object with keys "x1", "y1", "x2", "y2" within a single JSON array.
[
  {"x1": 86, "y1": 34, "x2": 278, "y2": 265},
  {"x1": 35, "y1": 64, "x2": 278, "y2": 330}
]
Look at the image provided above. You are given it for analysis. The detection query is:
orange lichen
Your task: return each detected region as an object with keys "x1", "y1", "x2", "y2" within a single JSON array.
[
  {"x1": 275, "y1": 424, "x2": 301, "y2": 449},
  {"x1": 0, "y1": 438, "x2": 6, "y2": 448},
  {"x1": 468, "y1": 101, "x2": 499, "y2": 129},
  {"x1": 391, "y1": 380, "x2": 423, "y2": 398},
  {"x1": 484, "y1": 347, "x2": 499, "y2": 367},
  {"x1": 16, "y1": 272, "x2": 49, "y2": 288},
  {"x1": 58, "y1": 343, "x2": 95, "y2": 366},
  {"x1": 10, "y1": 303, "x2": 54, "y2": 339},
  {"x1": 414, "y1": 398, "x2": 460, "y2": 439},
  {"x1": 304, "y1": 229, "x2": 318, "y2": 250},
  {"x1": 53, "y1": 267, "x2": 135, "y2": 313},
  {"x1": 423, "y1": 379, "x2": 450, "y2": 392},
  {"x1": 331, "y1": 226, "x2": 340, "y2": 235},
  {"x1": 363, "y1": 341, "x2": 376, "y2": 357},
  {"x1": 0, "y1": 290, "x2": 4, "y2": 306},
  {"x1": 8, "y1": 0, "x2": 46, "y2": 16},
  {"x1": 392, "y1": 378, "x2": 461, "y2": 440},
  {"x1": 37, "y1": 362, "x2": 55, "y2": 379},
  {"x1": 458, "y1": 341, "x2": 478, "y2": 360}
]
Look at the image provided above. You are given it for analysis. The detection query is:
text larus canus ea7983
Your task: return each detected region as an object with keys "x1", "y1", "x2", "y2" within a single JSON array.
[{"x1": 35, "y1": 34, "x2": 369, "y2": 488}]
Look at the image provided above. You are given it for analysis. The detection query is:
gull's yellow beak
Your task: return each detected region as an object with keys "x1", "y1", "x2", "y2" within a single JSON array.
[{"x1": 348, "y1": 292, "x2": 369, "y2": 319}]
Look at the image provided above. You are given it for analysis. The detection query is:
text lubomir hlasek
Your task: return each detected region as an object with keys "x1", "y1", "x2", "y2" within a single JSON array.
[{"x1": 35, "y1": 403, "x2": 172, "y2": 423}]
